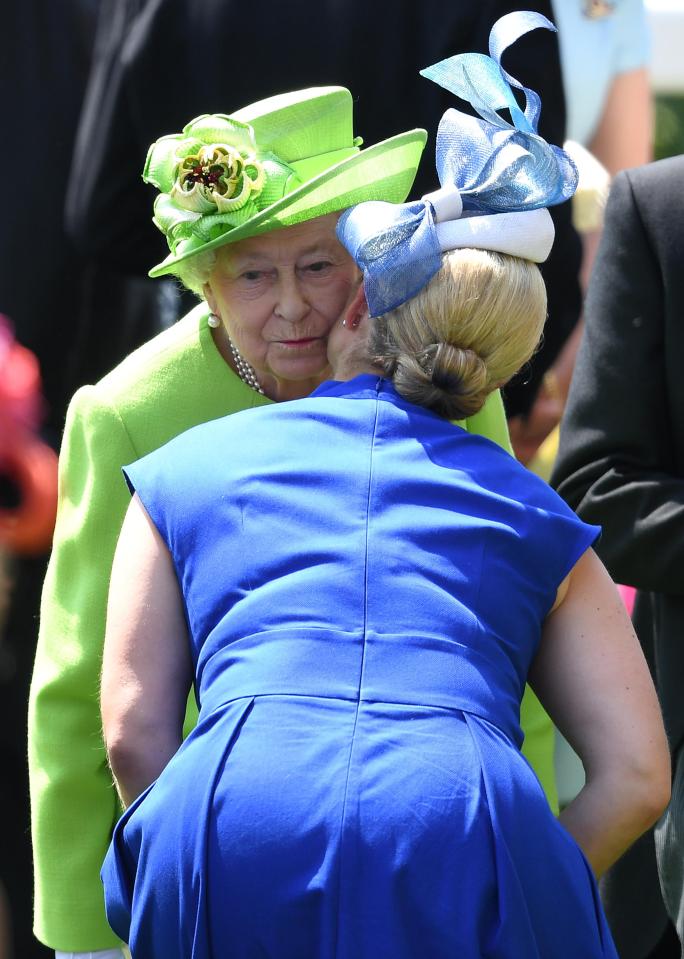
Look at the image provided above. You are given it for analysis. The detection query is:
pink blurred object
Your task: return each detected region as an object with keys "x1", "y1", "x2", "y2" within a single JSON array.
[
  {"x1": 0, "y1": 315, "x2": 58, "y2": 554},
  {"x1": 0, "y1": 313, "x2": 43, "y2": 449},
  {"x1": 617, "y1": 583, "x2": 636, "y2": 616}
]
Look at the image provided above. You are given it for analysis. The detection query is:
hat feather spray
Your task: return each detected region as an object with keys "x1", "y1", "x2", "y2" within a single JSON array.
[{"x1": 336, "y1": 11, "x2": 578, "y2": 318}]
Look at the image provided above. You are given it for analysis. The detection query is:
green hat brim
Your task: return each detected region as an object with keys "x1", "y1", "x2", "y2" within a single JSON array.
[{"x1": 149, "y1": 128, "x2": 427, "y2": 278}]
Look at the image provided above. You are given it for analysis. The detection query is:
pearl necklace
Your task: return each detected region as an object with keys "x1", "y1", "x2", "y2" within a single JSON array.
[
  {"x1": 208, "y1": 311, "x2": 265, "y2": 395},
  {"x1": 227, "y1": 336, "x2": 265, "y2": 395}
]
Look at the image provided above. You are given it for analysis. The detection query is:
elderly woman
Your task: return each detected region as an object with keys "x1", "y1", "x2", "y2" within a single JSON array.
[
  {"x1": 27, "y1": 86, "x2": 431, "y2": 959},
  {"x1": 26, "y1": 75, "x2": 537, "y2": 958},
  {"x1": 99, "y1": 15, "x2": 669, "y2": 958}
]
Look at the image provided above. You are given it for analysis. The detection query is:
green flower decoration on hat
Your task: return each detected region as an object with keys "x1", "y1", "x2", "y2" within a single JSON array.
[
  {"x1": 143, "y1": 114, "x2": 298, "y2": 260},
  {"x1": 174, "y1": 145, "x2": 265, "y2": 214}
]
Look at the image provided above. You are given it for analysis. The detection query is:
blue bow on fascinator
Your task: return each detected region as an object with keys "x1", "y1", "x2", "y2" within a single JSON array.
[{"x1": 337, "y1": 10, "x2": 578, "y2": 318}]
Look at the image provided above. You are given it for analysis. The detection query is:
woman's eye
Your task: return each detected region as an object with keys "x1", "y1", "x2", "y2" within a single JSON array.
[
  {"x1": 241, "y1": 270, "x2": 264, "y2": 282},
  {"x1": 305, "y1": 261, "x2": 332, "y2": 274}
]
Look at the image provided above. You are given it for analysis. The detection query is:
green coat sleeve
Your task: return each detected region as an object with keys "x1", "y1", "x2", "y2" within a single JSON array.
[
  {"x1": 465, "y1": 390, "x2": 558, "y2": 813},
  {"x1": 28, "y1": 386, "x2": 139, "y2": 950}
]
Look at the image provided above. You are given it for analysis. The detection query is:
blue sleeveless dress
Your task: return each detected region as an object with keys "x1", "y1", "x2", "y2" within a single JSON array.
[{"x1": 101, "y1": 375, "x2": 615, "y2": 958}]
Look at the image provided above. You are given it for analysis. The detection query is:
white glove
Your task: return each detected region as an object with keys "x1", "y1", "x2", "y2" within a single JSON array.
[{"x1": 56, "y1": 949, "x2": 127, "y2": 959}]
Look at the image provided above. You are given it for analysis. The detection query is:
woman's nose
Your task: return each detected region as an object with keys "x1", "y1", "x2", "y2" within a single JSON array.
[{"x1": 274, "y1": 275, "x2": 309, "y2": 323}]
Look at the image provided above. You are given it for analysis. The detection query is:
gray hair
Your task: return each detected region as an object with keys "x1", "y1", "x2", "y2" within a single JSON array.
[{"x1": 170, "y1": 249, "x2": 218, "y2": 298}]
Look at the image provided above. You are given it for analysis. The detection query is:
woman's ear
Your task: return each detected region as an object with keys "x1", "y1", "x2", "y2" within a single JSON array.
[
  {"x1": 328, "y1": 281, "x2": 370, "y2": 375},
  {"x1": 342, "y1": 282, "x2": 368, "y2": 330},
  {"x1": 203, "y1": 282, "x2": 218, "y2": 316}
]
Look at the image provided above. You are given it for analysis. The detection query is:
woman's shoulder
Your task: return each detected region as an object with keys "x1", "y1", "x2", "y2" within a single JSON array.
[
  {"x1": 458, "y1": 431, "x2": 588, "y2": 522},
  {"x1": 129, "y1": 399, "x2": 286, "y2": 470},
  {"x1": 97, "y1": 304, "x2": 209, "y2": 396},
  {"x1": 78, "y1": 304, "x2": 267, "y2": 453},
  {"x1": 457, "y1": 437, "x2": 601, "y2": 591},
  {"x1": 128, "y1": 379, "x2": 394, "y2": 484}
]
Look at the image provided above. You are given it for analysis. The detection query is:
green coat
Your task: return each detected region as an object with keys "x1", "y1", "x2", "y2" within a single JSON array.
[{"x1": 28, "y1": 304, "x2": 556, "y2": 950}]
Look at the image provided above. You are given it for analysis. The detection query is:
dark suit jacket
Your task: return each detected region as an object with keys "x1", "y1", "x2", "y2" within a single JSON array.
[
  {"x1": 553, "y1": 155, "x2": 684, "y2": 755},
  {"x1": 66, "y1": 0, "x2": 579, "y2": 416}
]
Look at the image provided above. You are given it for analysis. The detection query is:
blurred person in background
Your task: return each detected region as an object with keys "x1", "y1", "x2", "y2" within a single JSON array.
[
  {"x1": 29, "y1": 4, "x2": 579, "y2": 957},
  {"x1": 2, "y1": 2, "x2": 173, "y2": 955},
  {"x1": 508, "y1": 0, "x2": 653, "y2": 466},
  {"x1": 553, "y1": 156, "x2": 684, "y2": 958},
  {"x1": 2, "y1": 0, "x2": 166, "y2": 446},
  {"x1": 0, "y1": 316, "x2": 58, "y2": 958},
  {"x1": 2, "y1": 0, "x2": 96, "y2": 444}
]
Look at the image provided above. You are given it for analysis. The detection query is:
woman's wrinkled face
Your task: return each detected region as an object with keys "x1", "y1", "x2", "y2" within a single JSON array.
[{"x1": 204, "y1": 213, "x2": 360, "y2": 402}]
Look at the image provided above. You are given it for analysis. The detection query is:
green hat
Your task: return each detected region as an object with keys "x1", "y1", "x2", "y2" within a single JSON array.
[{"x1": 143, "y1": 87, "x2": 427, "y2": 277}]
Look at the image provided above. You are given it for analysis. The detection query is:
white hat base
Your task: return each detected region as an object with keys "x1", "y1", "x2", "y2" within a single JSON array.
[{"x1": 434, "y1": 207, "x2": 555, "y2": 264}]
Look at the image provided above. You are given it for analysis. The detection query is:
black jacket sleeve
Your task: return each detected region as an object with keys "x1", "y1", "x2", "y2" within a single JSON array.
[{"x1": 552, "y1": 161, "x2": 684, "y2": 595}]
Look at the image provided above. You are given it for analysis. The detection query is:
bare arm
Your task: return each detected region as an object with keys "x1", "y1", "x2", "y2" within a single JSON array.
[
  {"x1": 101, "y1": 494, "x2": 192, "y2": 808},
  {"x1": 588, "y1": 67, "x2": 652, "y2": 178},
  {"x1": 530, "y1": 548, "x2": 670, "y2": 877}
]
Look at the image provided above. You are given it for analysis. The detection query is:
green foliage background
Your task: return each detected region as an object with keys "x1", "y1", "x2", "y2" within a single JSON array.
[{"x1": 655, "y1": 95, "x2": 684, "y2": 159}]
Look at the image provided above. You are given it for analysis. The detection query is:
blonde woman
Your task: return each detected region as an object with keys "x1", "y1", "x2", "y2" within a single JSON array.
[{"x1": 101, "y1": 238, "x2": 669, "y2": 959}]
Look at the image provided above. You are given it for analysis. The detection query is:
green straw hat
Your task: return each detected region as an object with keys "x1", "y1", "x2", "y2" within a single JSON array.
[{"x1": 143, "y1": 87, "x2": 427, "y2": 277}]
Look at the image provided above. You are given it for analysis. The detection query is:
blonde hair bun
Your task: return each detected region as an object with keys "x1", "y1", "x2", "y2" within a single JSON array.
[
  {"x1": 394, "y1": 344, "x2": 488, "y2": 420},
  {"x1": 370, "y1": 247, "x2": 547, "y2": 420}
]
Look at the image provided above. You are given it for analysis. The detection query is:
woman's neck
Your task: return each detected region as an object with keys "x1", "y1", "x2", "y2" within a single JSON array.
[{"x1": 330, "y1": 353, "x2": 383, "y2": 382}]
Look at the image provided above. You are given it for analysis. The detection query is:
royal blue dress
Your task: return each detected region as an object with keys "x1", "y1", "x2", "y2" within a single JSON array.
[{"x1": 101, "y1": 375, "x2": 615, "y2": 958}]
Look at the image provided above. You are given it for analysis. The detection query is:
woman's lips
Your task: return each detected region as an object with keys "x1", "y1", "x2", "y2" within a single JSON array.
[{"x1": 277, "y1": 337, "x2": 321, "y2": 348}]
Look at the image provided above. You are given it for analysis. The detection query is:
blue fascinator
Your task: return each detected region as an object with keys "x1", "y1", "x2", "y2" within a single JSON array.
[{"x1": 337, "y1": 11, "x2": 578, "y2": 318}]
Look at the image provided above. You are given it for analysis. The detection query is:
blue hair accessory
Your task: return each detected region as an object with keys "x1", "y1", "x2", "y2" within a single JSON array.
[{"x1": 337, "y1": 10, "x2": 578, "y2": 317}]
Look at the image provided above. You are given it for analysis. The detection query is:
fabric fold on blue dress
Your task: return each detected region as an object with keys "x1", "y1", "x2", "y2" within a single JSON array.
[{"x1": 103, "y1": 696, "x2": 256, "y2": 956}]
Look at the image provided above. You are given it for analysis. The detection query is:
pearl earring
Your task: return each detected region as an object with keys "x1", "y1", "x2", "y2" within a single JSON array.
[{"x1": 207, "y1": 312, "x2": 221, "y2": 329}]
